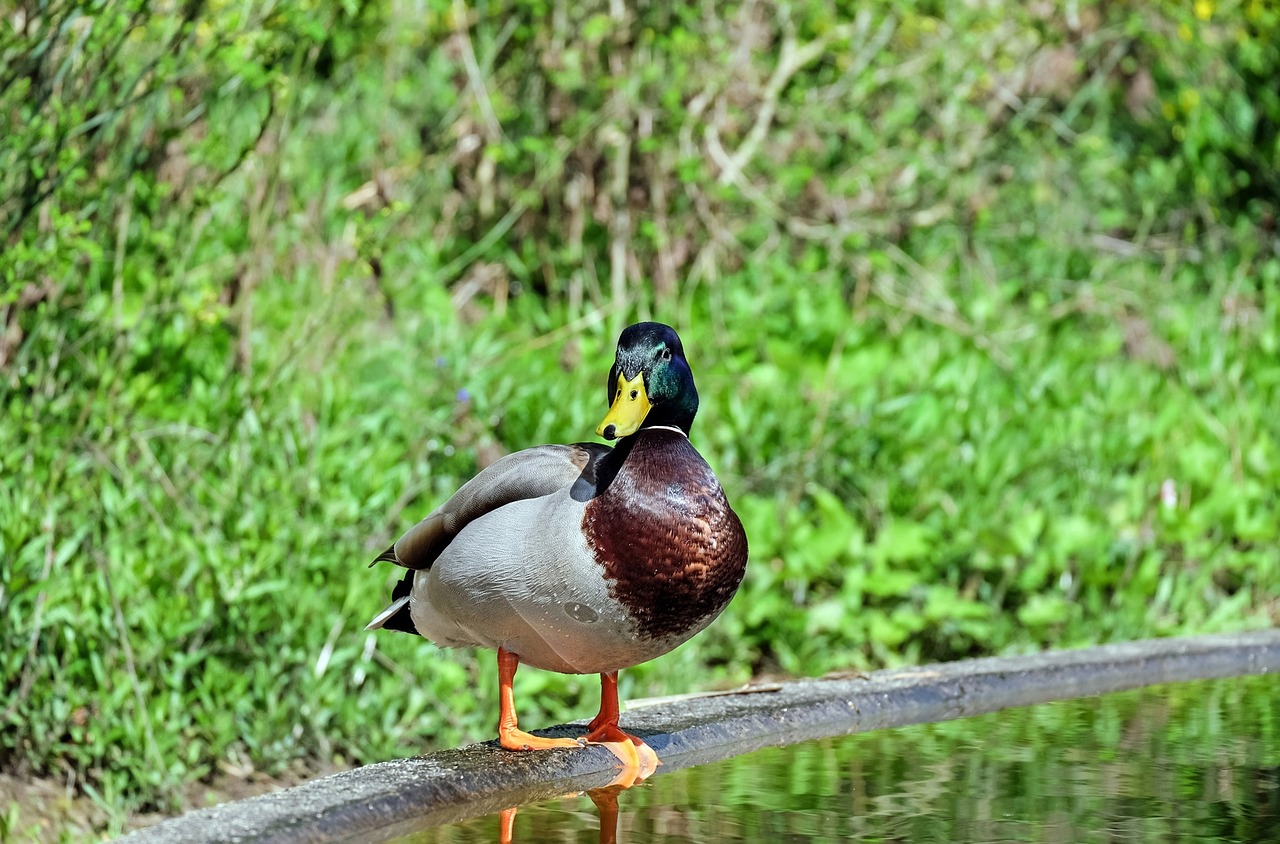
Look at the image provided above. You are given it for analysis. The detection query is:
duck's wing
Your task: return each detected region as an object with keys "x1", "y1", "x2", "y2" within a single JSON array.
[{"x1": 369, "y1": 442, "x2": 611, "y2": 571}]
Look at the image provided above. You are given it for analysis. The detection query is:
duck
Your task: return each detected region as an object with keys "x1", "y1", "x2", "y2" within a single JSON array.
[{"x1": 366, "y1": 322, "x2": 748, "y2": 774}]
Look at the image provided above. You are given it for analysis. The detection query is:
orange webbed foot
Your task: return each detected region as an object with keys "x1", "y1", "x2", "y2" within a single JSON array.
[
  {"x1": 581, "y1": 670, "x2": 660, "y2": 783},
  {"x1": 496, "y1": 648, "x2": 585, "y2": 752},
  {"x1": 581, "y1": 722, "x2": 660, "y2": 785},
  {"x1": 498, "y1": 726, "x2": 583, "y2": 752}
]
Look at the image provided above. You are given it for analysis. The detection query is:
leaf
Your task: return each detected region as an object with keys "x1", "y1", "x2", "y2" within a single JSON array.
[
  {"x1": 872, "y1": 519, "x2": 934, "y2": 565},
  {"x1": 1017, "y1": 595, "x2": 1074, "y2": 628}
]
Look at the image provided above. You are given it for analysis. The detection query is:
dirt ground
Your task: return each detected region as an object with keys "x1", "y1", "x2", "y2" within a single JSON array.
[{"x1": 0, "y1": 764, "x2": 344, "y2": 842}]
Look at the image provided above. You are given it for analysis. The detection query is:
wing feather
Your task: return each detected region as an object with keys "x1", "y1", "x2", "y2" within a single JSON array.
[{"x1": 369, "y1": 442, "x2": 610, "y2": 570}]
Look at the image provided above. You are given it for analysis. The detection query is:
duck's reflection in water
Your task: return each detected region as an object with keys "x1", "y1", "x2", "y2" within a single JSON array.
[{"x1": 498, "y1": 778, "x2": 642, "y2": 843}]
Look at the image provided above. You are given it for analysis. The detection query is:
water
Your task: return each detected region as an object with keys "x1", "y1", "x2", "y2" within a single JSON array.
[{"x1": 397, "y1": 675, "x2": 1278, "y2": 843}]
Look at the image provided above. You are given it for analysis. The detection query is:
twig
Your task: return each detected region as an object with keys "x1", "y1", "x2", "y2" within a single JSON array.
[
  {"x1": 606, "y1": 0, "x2": 632, "y2": 322},
  {"x1": 131, "y1": 432, "x2": 200, "y2": 528},
  {"x1": 133, "y1": 422, "x2": 221, "y2": 444},
  {"x1": 84, "y1": 440, "x2": 172, "y2": 536},
  {"x1": 716, "y1": 19, "x2": 853, "y2": 186},
  {"x1": 433, "y1": 200, "x2": 528, "y2": 284},
  {"x1": 818, "y1": 11, "x2": 897, "y2": 103},
  {"x1": 874, "y1": 245, "x2": 1014, "y2": 369},
  {"x1": 452, "y1": 0, "x2": 507, "y2": 145},
  {"x1": 112, "y1": 178, "x2": 134, "y2": 331},
  {"x1": 647, "y1": 138, "x2": 677, "y2": 301}
]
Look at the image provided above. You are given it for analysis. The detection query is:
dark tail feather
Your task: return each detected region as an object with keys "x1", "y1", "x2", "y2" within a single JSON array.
[
  {"x1": 382, "y1": 571, "x2": 420, "y2": 635},
  {"x1": 365, "y1": 571, "x2": 422, "y2": 635},
  {"x1": 369, "y1": 542, "x2": 399, "y2": 568},
  {"x1": 392, "y1": 569, "x2": 413, "y2": 602}
]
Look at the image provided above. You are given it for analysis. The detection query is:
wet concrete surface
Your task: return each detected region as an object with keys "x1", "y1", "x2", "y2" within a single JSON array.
[{"x1": 116, "y1": 630, "x2": 1280, "y2": 844}]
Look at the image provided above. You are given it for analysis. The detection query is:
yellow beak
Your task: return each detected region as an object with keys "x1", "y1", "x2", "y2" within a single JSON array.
[{"x1": 596, "y1": 372, "x2": 651, "y2": 440}]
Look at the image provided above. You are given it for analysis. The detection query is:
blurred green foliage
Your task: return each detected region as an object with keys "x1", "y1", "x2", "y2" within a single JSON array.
[{"x1": 1, "y1": 0, "x2": 1277, "y2": 836}]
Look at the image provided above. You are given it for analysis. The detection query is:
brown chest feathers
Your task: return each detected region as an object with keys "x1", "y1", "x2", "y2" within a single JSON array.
[{"x1": 581, "y1": 431, "x2": 748, "y2": 642}]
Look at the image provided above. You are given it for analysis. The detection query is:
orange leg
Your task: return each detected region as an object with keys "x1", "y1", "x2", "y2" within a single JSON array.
[
  {"x1": 586, "y1": 670, "x2": 622, "y2": 733},
  {"x1": 587, "y1": 786, "x2": 622, "y2": 844},
  {"x1": 582, "y1": 671, "x2": 660, "y2": 781},
  {"x1": 497, "y1": 648, "x2": 581, "y2": 751},
  {"x1": 499, "y1": 806, "x2": 517, "y2": 844}
]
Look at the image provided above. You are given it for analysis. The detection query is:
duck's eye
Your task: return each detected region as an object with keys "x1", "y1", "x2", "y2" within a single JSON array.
[{"x1": 661, "y1": 347, "x2": 672, "y2": 361}]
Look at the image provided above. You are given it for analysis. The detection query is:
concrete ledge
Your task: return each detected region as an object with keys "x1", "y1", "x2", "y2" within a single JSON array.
[{"x1": 118, "y1": 630, "x2": 1280, "y2": 844}]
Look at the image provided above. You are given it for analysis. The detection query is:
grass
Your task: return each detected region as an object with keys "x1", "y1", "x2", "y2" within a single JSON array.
[{"x1": 1, "y1": 0, "x2": 1278, "y2": 839}]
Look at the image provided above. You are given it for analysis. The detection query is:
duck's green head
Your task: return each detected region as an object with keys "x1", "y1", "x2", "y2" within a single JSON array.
[{"x1": 596, "y1": 322, "x2": 698, "y2": 441}]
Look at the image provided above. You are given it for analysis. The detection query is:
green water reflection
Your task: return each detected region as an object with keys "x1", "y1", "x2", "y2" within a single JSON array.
[{"x1": 411, "y1": 675, "x2": 1279, "y2": 842}]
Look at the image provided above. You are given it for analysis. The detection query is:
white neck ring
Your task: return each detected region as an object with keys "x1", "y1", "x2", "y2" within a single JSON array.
[{"x1": 642, "y1": 424, "x2": 688, "y2": 438}]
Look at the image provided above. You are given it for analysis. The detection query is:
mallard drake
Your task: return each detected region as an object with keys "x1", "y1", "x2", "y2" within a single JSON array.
[{"x1": 366, "y1": 322, "x2": 748, "y2": 771}]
